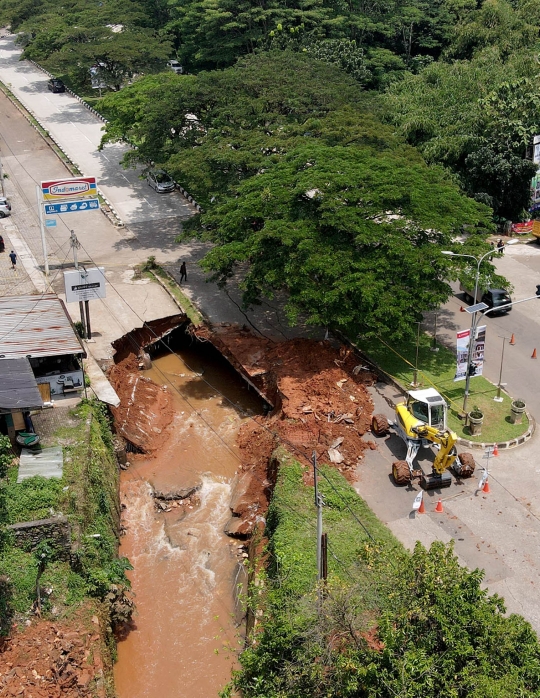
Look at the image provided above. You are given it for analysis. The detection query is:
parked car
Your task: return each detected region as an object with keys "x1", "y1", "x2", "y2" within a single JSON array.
[
  {"x1": 47, "y1": 78, "x2": 66, "y2": 93},
  {"x1": 146, "y1": 170, "x2": 175, "y2": 193},
  {"x1": 167, "y1": 60, "x2": 183, "y2": 75},
  {"x1": 460, "y1": 283, "x2": 512, "y2": 315},
  {"x1": 0, "y1": 196, "x2": 11, "y2": 218}
]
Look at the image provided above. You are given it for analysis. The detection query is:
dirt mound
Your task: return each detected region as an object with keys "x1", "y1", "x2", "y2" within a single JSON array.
[
  {"x1": 0, "y1": 616, "x2": 107, "y2": 697},
  {"x1": 210, "y1": 329, "x2": 376, "y2": 536},
  {"x1": 108, "y1": 355, "x2": 174, "y2": 453}
]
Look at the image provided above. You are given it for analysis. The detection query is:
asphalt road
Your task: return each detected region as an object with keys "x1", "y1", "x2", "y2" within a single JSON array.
[
  {"x1": 426, "y1": 243, "x2": 540, "y2": 418},
  {"x1": 0, "y1": 33, "x2": 193, "y2": 231}
]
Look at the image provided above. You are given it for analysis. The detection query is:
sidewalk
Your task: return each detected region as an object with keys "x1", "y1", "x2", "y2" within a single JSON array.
[{"x1": 0, "y1": 219, "x2": 38, "y2": 295}]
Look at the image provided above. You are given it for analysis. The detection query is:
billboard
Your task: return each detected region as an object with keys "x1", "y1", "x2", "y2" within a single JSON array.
[
  {"x1": 64, "y1": 267, "x2": 106, "y2": 303},
  {"x1": 454, "y1": 325, "x2": 486, "y2": 381},
  {"x1": 41, "y1": 177, "x2": 97, "y2": 201}
]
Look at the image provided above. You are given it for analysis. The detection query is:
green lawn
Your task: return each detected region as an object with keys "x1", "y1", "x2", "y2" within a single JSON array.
[{"x1": 361, "y1": 333, "x2": 529, "y2": 443}]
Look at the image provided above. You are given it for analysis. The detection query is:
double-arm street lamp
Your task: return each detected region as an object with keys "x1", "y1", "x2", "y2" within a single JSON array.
[{"x1": 442, "y1": 241, "x2": 517, "y2": 415}]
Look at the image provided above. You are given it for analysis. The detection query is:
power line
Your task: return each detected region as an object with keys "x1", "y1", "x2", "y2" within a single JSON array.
[{"x1": 66, "y1": 243, "x2": 374, "y2": 583}]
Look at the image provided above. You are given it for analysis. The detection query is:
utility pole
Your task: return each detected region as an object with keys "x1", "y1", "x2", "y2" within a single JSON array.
[
  {"x1": 312, "y1": 451, "x2": 324, "y2": 611},
  {"x1": 36, "y1": 185, "x2": 49, "y2": 276},
  {"x1": 70, "y1": 230, "x2": 86, "y2": 337},
  {"x1": 0, "y1": 149, "x2": 5, "y2": 197}
]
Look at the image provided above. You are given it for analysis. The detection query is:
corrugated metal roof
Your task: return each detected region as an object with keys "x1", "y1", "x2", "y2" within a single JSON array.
[
  {"x1": 0, "y1": 358, "x2": 44, "y2": 409},
  {"x1": 0, "y1": 294, "x2": 85, "y2": 360}
]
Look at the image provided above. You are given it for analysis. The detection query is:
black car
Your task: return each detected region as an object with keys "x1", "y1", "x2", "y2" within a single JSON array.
[
  {"x1": 481, "y1": 289, "x2": 512, "y2": 315},
  {"x1": 47, "y1": 78, "x2": 65, "y2": 93}
]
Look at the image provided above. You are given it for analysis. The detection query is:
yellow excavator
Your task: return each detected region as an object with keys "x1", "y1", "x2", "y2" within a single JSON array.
[{"x1": 371, "y1": 388, "x2": 476, "y2": 489}]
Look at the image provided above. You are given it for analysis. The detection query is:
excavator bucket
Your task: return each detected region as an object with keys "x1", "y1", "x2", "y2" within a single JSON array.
[{"x1": 420, "y1": 470, "x2": 452, "y2": 490}]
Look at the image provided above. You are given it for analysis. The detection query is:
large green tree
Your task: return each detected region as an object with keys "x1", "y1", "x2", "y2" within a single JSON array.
[
  {"x1": 384, "y1": 47, "x2": 540, "y2": 219},
  {"x1": 188, "y1": 143, "x2": 491, "y2": 340}
]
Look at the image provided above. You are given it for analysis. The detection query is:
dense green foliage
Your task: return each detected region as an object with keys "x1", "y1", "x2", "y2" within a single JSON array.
[
  {"x1": 226, "y1": 453, "x2": 540, "y2": 697},
  {"x1": 0, "y1": 401, "x2": 132, "y2": 631},
  {"x1": 101, "y1": 51, "x2": 493, "y2": 340}
]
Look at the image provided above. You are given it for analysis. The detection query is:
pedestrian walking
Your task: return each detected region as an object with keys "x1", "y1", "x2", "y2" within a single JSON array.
[
  {"x1": 0, "y1": 235, "x2": 4, "y2": 252},
  {"x1": 9, "y1": 250, "x2": 16, "y2": 269},
  {"x1": 497, "y1": 238, "x2": 505, "y2": 255},
  {"x1": 179, "y1": 261, "x2": 187, "y2": 283}
]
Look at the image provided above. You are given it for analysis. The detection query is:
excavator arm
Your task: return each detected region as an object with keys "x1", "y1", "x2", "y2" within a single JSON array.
[{"x1": 413, "y1": 424, "x2": 458, "y2": 475}]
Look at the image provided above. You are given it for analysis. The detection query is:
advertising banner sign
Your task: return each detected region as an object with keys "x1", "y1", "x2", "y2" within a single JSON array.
[
  {"x1": 41, "y1": 177, "x2": 97, "y2": 201},
  {"x1": 44, "y1": 198, "x2": 100, "y2": 215},
  {"x1": 511, "y1": 220, "x2": 534, "y2": 235},
  {"x1": 63, "y1": 267, "x2": 106, "y2": 303},
  {"x1": 454, "y1": 325, "x2": 486, "y2": 381}
]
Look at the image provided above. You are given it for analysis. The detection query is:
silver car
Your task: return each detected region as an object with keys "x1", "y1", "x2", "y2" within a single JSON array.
[
  {"x1": 0, "y1": 196, "x2": 11, "y2": 218},
  {"x1": 146, "y1": 170, "x2": 175, "y2": 193}
]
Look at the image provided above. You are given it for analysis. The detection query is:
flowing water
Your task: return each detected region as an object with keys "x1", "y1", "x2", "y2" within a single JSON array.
[{"x1": 114, "y1": 334, "x2": 265, "y2": 698}]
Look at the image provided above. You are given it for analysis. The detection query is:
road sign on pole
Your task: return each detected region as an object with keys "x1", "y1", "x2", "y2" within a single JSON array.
[
  {"x1": 64, "y1": 267, "x2": 106, "y2": 303},
  {"x1": 44, "y1": 199, "x2": 100, "y2": 215}
]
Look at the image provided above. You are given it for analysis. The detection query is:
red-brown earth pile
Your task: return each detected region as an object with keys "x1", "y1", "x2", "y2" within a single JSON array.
[
  {"x1": 0, "y1": 614, "x2": 108, "y2": 698},
  {"x1": 204, "y1": 328, "x2": 376, "y2": 535}
]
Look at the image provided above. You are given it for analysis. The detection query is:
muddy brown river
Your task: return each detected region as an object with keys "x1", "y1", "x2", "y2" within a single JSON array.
[{"x1": 114, "y1": 337, "x2": 264, "y2": 698}]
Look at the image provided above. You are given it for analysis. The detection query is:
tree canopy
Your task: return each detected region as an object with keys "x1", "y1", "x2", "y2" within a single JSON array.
[{"x1": 100, "y1": 51, "x2": 492, "y2": 340}]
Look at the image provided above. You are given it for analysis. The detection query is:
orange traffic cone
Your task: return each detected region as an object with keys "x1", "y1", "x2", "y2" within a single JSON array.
[
  {"x1": 483, "y1": 479, "x2": 491, "y2": 494},
  {"x1": 418, "y1": 498, "x2": 425, "y2": 514},
  {"x1": 510, "y1": 333, "x2": 515, "y2": 345},
  {"x1": 434, "y1": 499, "x2": 444, "y2": 513},
  {"x1": 460, "y1": 306, "x2": 465, "y2": 312},
  {"x1": 493, "y1": 444, "x2": 499, "y2": 456},
  {"x1": 532, "y1": 348, "x2": 537, "y2": 359}
]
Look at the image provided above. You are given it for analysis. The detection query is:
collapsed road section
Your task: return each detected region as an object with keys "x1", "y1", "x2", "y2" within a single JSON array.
[{"x1": 107, "y1": 317, "x2": 377, "y2": 698}]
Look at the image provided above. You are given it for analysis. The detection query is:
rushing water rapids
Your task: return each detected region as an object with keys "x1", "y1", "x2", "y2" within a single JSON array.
[{"x1": 114, "y1": 334, "x2": 265, "y2": 698}]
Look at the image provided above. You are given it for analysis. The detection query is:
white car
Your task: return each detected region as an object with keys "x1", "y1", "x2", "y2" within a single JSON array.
[
  {"x1": 146, "y1": 170, "x2": 175, "y2": 193},
  {"x1": 0, "y1": 196, "x2": 11, "y2": 218},
  {"x1": 167, "y1": 60, "x2": 183, "y2": 75}
]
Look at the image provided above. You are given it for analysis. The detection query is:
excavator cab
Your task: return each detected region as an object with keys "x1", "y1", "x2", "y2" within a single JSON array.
[{"x1": 406, "y1": 389, "x2": 447, "y2": 430}]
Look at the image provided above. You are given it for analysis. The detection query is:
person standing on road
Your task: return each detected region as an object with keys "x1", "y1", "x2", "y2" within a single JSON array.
[
  {"x1": 9, "y1": 250, "x2": 16, "y2": 269},
  {"x1": 497, "y1": 238, "x2": 505, "y2": 255},
  {"x1": 0, "y1": 235, "x2": 4, "y2": 252},
  {"x1": 179, "y1": 261, "x2": 187, "y2": 283}
]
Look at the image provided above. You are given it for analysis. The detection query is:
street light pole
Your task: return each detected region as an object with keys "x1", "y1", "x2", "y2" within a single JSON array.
[
  {"x1": 442, "y1": 242, "x2": 516, "y2": 415},
  {"x1": 412, "y1": 321, "x2": 421, "y2": 387}
]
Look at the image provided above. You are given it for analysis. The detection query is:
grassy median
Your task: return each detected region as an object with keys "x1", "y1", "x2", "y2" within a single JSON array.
[{"x1": 361, "y1": 333, "x2": 529, "y2": 443}]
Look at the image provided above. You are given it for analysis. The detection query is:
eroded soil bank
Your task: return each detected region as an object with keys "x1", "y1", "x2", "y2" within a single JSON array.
[{"x1": 110, "y1": 322, "x2": 376, "y2": 698}]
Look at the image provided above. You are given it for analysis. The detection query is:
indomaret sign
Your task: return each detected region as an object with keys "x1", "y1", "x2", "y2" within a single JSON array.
[
  {"x1": 41, "y1": 177, "x2": 97, "y2": 201},
  {"x1": 63, "y1": 267, "x2": 106, "y2": 303}
]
